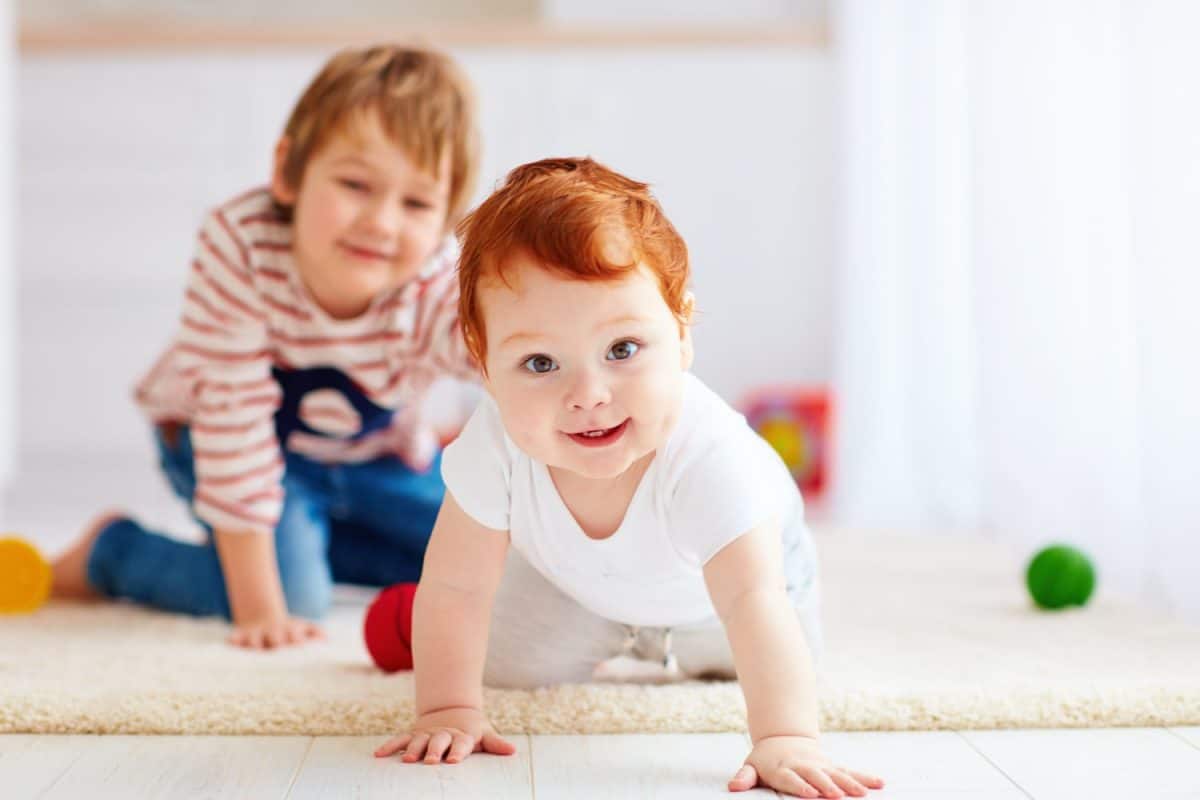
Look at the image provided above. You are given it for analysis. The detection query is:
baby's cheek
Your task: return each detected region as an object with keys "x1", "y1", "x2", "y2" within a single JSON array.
[{"x1": 506, "y1": 412, "x2": 546, "y2": 454}]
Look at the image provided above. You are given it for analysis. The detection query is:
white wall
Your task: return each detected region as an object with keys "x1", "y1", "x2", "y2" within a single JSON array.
[
  {"x1": 15, "y1": 47, "x2": 832, "y2": 475},
  {"x1": 0, "y1": 0, "x2": 14, "y2": 496},
  {"x1": 543, "y1": 0, "x2": 826, "y2": 23}
]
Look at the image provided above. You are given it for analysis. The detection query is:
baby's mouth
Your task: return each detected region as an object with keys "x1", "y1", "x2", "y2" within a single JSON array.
[{"x1": 566, "y1": 419, "x2": 630, "y2": 447}]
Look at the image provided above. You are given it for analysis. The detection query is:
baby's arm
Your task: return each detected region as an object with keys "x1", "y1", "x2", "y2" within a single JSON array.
[
  {"x1": 374, "y1": 492, "x2": 515, "y2": 764},
  {"x1": 704, "y1": 523, "x2": 883, "y2": 798}
]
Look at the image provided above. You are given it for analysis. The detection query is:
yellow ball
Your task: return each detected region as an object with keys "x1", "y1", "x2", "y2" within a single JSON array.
[{"x1": 0, "y1": 537, "x2": 52, "y2": 614}]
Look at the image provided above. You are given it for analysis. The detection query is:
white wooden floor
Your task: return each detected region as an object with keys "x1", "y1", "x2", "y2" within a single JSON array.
[{"x1": 4, "y1": 728, "x2": 1199, "y2": 799}]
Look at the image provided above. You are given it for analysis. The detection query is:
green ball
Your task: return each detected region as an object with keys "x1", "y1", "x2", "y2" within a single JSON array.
[{"x1": 1026, "y1": 545, "x2": 1096, "y2": 610}]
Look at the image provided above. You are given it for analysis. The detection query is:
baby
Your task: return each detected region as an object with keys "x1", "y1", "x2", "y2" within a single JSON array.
[{"x1": 375, "y1": 158, "x2": 883, "y2": 798}]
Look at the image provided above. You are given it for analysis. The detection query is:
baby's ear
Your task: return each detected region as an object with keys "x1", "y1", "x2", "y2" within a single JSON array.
[
  {"x1": 681, "y1": 291, "x2": 696, "y2": 323},
  {"x1": 680, "y1": 292, "x2": 696, "y2": 370},
  {"x1": 270, "y1": 136, "x2": 298, "y2": 205}
]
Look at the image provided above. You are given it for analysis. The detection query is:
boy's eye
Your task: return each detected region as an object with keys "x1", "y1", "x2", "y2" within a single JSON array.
[
  {"x1": 339, "y1": 178, "x2": 370, "y2": 193},
  {"x1": 405, "y1": 197, "x2": 434, "y2": 211},
  {"x1": 606, "y1": 340, "x2": 640, "y2": 361},
  {"x1": 521, "y1": 355, "x2": 558, "y2": 374}
]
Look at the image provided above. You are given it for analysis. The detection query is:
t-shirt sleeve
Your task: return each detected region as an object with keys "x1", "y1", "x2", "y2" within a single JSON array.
[
  {"x1": 440, "y1": 394, "x2": 512, "y2": 531},
  {"x1": 667, "y1": 435, "x2": 793, "y2": 566}
]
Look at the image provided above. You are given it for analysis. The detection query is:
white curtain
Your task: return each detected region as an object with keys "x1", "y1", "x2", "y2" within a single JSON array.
[{"x1": 832, "y1": 0, "x2": 1200, "y2": 619}]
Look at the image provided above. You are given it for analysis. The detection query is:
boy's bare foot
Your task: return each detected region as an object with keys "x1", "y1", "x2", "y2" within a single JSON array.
[{"x1": 51, "y1": 511, "x2": 124, "y2": 600}]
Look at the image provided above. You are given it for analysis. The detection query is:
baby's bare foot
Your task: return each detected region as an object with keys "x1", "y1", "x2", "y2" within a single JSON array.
[{"x1": 51, "y1": 511, "x2": 124, "y2": 600}]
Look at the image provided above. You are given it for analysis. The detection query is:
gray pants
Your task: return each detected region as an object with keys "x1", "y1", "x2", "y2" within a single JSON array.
[{"x1": 483, "y1": 548, "x2": 822, "y2": 689}]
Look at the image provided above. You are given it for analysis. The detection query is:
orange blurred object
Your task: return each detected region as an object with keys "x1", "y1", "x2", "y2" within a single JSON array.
[{"x1": 0, "y1": 537, "x2": 53, "y2": 614}]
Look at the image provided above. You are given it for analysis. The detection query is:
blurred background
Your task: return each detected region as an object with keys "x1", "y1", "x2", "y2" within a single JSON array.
[{"x1": 1, "y1": 1, "x2": 1197, "y2": 619}]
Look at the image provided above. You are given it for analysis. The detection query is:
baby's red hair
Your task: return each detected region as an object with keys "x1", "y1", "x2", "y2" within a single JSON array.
[{"x1": 456, "y1": 157, "x2": 690, "y2": 368}]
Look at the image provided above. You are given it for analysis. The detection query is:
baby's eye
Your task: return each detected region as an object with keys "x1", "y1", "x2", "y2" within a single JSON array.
[
  {"x1": 339, "y1": 178, "x2": 370, "y2": 193},
  {"x1": 606, "y1": 340, "x2": 640, "y2": 361},
  {"x1": 405, "y1": 197, "x2": 434, "y2": 210},
  {"x1": 521, "y1": 355, "x2": 558, "y2": 374}
]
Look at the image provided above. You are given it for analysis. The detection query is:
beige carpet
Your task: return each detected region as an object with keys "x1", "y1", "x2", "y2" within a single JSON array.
[{"x1": 2, "y1": 531, "x2": 1198, "y2": 735}]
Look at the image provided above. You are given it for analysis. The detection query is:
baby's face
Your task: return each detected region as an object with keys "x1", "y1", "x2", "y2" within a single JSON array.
[
  {"x1": 481, "y1": 253, "x2": 693, "y2": 481},
  {"x1": 276, "y1": 112, "x2": 450, "y2": 319}
]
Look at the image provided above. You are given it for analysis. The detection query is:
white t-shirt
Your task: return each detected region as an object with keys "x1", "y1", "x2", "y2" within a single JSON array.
[{"x1": 441, "y1": 372, "x2": 814, "y2": 627}]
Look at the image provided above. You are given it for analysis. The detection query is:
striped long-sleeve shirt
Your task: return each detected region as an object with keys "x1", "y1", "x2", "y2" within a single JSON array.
[{"x1": 134, "y1": 187, "x2": 475, "y2": 536}]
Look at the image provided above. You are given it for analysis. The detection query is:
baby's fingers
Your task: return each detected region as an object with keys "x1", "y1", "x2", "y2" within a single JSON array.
[
  {"x1": 842, "y1": 768, "x2": 883, "y2": 790},
  {"x1": 374, "y1": 734, "x2": 412, "y2": 758},
  {"x1": 480, "y1": 731, "x2": 517, "y2": 756},
  {"x1": 424, "y1": 731, "x2": 453, "y2": 763},
  {"x1": 402, "y1": 732, "x2": 431, "y2": 762},
  {"x1": 445, "y1": 732, "x2": 476, "y2": 764},
  {"x1": 729, "y1": 763, "x2": 758, "y2": 792},
  {"x1": 828, "y1": 768, "x2": 871, "y2": 797},
  {"x1": 796, "y1": 766, "x2": 844, "y2": 798},
  {"x1": 767, "y1": 769, "x2": 820, "y2": 798}
]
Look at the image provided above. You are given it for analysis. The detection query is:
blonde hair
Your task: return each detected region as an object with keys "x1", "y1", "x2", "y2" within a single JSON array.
[
  {"x1": 457, "y1": 157, "x2": 690, "y2": 368},
  {"x1": 275, "y1": 44, "x2": 479, "y2": 224}
]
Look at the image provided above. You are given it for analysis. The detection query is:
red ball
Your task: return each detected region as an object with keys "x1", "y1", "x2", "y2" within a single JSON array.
[{"x1": 363, "y1": 583, "x2": 417, "y2": 672}]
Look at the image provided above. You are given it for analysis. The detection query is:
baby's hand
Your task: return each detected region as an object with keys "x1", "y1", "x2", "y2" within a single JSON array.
[
  {"x1": 227, "y1": 616, "x2": 324, "y2": 650},
  {"x1": 374, "y1": 707, "x2": 516, "y2": 764},
  {"x1": 730, "y1": 735, "x2": 884, "y2": 798}
]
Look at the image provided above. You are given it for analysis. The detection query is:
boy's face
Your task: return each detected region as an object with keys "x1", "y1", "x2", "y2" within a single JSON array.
[
  {"x1": 480, "y1": 252, "x2": 694, "y2": 481},
  {"x1": 273, "y1": 113, "x2": 450, "y2": 320}
]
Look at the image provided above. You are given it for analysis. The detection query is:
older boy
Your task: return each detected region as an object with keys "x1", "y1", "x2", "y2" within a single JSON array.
[{"x1": 52, "y1": 45, "x2": 479, "y2": 650}]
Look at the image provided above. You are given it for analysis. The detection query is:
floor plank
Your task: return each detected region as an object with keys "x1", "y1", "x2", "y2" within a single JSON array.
[
  {"x1": 1170, "y1": 727, "x2": 1200, "y2": 751},
  {"x1": 820, "y1": 731, "x2": 1027, "y2": 798},
  {"x1": 35, "y1": 735, "x2": 311, "y2": 800},
  {"x1": 531, "y1": 733, "x2": 776, "y2": 799},
  {"x1": 963, "y1": 728, "x2": 1200, "y2": 800},
  {"x1": 288, "y1": 735, "x2": 533, "y2": 800},
  {"x1": 0, "y1": 735, "x2": 90, "y2": 798}
]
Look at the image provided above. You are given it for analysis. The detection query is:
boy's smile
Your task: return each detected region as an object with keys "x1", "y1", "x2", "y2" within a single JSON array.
[
  {"x1": 273, "y1": 111, "x2": 451, "y2": 320},
  {"x1": 480, "y1": 252, "x2": 694, "y2": 482}
]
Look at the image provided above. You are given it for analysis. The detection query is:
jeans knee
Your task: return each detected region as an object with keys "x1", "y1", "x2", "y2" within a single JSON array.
[{"x1": 281, "y1": 569, "x2": 333, "y2": 620}]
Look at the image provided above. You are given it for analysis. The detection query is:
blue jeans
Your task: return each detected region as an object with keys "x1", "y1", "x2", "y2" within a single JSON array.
[{"x1": 87, "y1": 426, "x2": 444, "y2": 620}]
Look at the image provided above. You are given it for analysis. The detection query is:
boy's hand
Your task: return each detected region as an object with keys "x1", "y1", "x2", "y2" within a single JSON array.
[
  {"x1": 730, "y1": 735, "x2": 884, "y2": 798},
  {"x1": 374, "y1": 707, "x2": 516, "y2": 764},
  {"x1": 227, "y1": 615, "x2": 324, "y2": 649}
]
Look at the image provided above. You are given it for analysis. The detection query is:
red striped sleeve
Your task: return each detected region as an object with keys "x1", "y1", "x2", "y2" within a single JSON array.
[
  {"x1": 194, "y1": 393, "x2": 279, "y2": 414},
  {"x1": 193, "y1": 435, "x2": 277, "y2": 460},
  {"x1": 215, "y1": 208, "x2": 251, "y2": 268},
  {"x1": 177, "y1": 342, "x2": 268, "y2": 362},
  {"x1": 199, "y1": 456, "x2": 283, "y2": 487},
  {"x1": 184, "y1": 288, "x2": 235, "y2": 325},
  {"x1": 262, "y1": 293, "x2": 312, "y2": 321},
  {"x1": 182, "y1": 206, "x2": 285, "y2": 535},
  {"x1": 181, "y1": 316, "x2": 230, "y2": 338},
  {"x1": 272, "y1": 329, "x2": 404, "y2": 348},
  {"x1": 238, "y1": 211, "x2": 286, "y2": 226},
  {"x1": 191, "y1": 260, "x2": 265, "y2": 323},
  {"x1": 194, "y1": 488, "x2": 279, "y2": 531}
]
